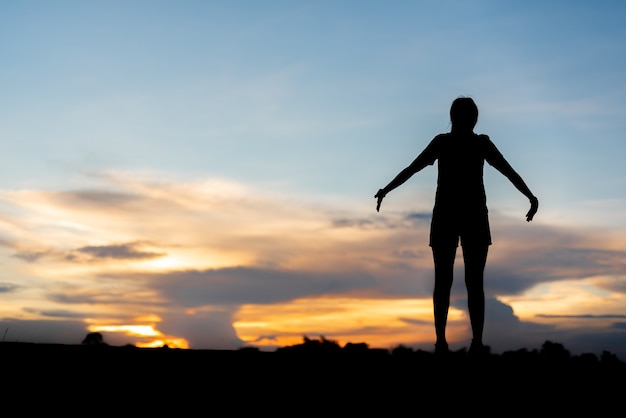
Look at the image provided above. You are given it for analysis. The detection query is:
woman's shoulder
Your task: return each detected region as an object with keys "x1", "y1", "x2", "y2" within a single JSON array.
[
  {"x1": 475, "y1": 133, "x2": 494, "y2": 147},
  {"x1": 433, "y1": 133, "x2": 452, "y2": 141},
  {"x1": 432, "y1": 132, "x2": 492, "y2": 144},
  {"x1": 438, "y1": 132, "x2": 489, "y2": 138}
]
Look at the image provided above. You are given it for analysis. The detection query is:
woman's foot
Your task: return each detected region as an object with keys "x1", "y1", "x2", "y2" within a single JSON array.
[
  {"x1": 468, "y1": 340, "x2": 488, "y2": 356},
  {"x1": 434, "y1": 341, "x2": 449, "y2": 355}
]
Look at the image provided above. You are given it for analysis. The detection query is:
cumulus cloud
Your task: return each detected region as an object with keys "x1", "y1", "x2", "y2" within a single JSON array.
[
  {"x1": 454, "y1": 297, "x2": 555, "y2": 353},
  {"x1": 157, "y1": 308, "x2": 243, "y2": 350}
]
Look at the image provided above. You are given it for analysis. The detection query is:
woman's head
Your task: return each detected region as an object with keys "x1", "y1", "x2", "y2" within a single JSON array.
[{"x1": 450, "y1": 96, "x2": 478, "y2": 133}]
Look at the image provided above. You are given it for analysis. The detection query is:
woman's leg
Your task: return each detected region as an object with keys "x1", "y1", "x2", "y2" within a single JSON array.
[
  {"x1": 462, "y1": 244, "x2": 489, "y2": 348},
  {"x1": 432, "y1": 245, "x2": 457, "y2": 351}
]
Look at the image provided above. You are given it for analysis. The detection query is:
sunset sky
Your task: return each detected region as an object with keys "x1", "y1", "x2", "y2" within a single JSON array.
[{"x1": 1, "y1": 1, "x2": 626, "y2": 359}]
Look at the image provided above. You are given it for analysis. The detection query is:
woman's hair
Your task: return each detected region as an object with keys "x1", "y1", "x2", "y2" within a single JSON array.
[{"x1": 450, "y1": 96, "x2": 478, "y2": 132}]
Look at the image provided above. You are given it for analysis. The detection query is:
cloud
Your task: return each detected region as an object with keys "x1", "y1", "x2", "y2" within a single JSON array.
[
  {"x1": 53, "y1": 189, "x2": 142, "y2": 207},
  {"x1": 24, "y1": 308, "x2": 90, "y2": 319},
  {"x1": 398, "y1": 317, "x2": 431, "y2": 326},
  {"x1": 0, "y1": 171, "x2": 625, "y2": 354},
  {"x1": 47, "y1": 285, "x2": 161, "y2": 307},
  {"x1": 146, "y1": 266, "x2": 377, "y2": 307},
  {"x1": 405, "y1": 212, "x2": 432, "y2": 221},
  {"x1": 0, "y1": 283, "x2": 19, "y2": 293},
  {"x1": 454, "y1": 298, "x2": 626, "y2": 359},
  {"x1": 13, "y1": 241, "x2": 166, "y2": 264},
  {"x1": 481, "y1": 216, "x2": 626, "y2": 296},
  {"x1": 76, "y1": 242, "x2": 165, "y2": 260},
  {"x1": 525, "y1": 247, "x2": 626, "y2": 279},
  {"x1": 449, "y1": 297, "x2": 554, "y2": 353},
  {"x1": 592, "y1": 275, "x2": 626, "y2": 293},
  {"x1": 331, "y1": 211, "x2": 431, "y2": 230},
  {"x1": 392, "y1": 249, "x2": 426, "y2": 259},
  {"x1": 13, "y1": 250, "x2": 51, "y2": 263},
  {"x1": 157, "y1": 308, "x2": 243, "y2": 350}
]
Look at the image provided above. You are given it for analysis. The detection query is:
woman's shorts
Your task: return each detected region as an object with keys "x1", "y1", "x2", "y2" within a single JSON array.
[{"x1": 429, "y1": 211, "x2": 492, "y2": 248}]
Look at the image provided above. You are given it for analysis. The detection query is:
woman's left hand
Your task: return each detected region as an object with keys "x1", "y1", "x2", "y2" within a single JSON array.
[{"x1": 526, "y1": 196, "x2": 538, "y2": 222}]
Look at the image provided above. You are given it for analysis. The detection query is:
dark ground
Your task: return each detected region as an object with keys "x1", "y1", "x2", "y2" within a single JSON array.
[{"x1": 2, "y1": 339, "x2": 624, "y2": 414}]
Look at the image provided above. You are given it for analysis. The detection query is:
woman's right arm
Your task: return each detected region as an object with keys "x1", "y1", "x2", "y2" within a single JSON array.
[{"x1": 375, "y1": 137, "x2": 439, "y2": 212}]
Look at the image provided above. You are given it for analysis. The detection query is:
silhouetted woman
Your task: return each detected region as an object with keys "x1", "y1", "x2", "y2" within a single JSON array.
[{"x1": 375, "y1": 97, "x2": 538, "y2": 355}]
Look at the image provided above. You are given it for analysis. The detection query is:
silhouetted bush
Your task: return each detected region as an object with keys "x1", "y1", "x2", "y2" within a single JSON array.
[{"x1": 276, "y1": 335, "x2": 342, "y2": 354}]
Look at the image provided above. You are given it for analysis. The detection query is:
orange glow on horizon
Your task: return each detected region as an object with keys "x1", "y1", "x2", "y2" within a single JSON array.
[
  {"x1": 135, "y1": 338, "x2": 189, "y2": 349},
  {"x1": 233, "y1": 296, "x2": 469, "y2": 350}
]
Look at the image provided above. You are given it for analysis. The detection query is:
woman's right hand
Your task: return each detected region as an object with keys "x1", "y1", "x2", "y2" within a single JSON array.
[{"x1": 375, "y1": 189, "x2": 386, "y2": 212}]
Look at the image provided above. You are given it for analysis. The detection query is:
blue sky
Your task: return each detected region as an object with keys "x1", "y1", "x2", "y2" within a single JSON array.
[{"x1": 1, "y1": 1, "x2": 626, "y2": 358}]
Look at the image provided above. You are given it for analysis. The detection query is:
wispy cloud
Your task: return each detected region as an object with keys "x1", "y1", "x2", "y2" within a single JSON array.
[
  {"x1": 0, "y1": 283, "x2": 19, "y2": 293},
  {"x1": 13, "y1": 241, "x2": 166, "y2": 264},
  {"x1": 76, "y1": 242, "x2": 165, "y2": 260},
  {"x1": 332, "y1": 211, "x2": 431, "y2": 230}
]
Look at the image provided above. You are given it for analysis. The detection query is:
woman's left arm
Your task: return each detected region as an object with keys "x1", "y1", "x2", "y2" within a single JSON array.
[{"x1": 483, "y1": 135, "x2": 538, "y2": 221}]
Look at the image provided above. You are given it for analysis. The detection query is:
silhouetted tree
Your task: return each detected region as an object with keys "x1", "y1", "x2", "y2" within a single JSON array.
[
  {"x1": 277, "y1": 335, "x2": 342, "y2": 354},
  {"x1": 600, "y1": 350, "x2": 621, "y2": 366},
  {"x1": 82, "y1": 332, "x2": 106, "y2": 346},
  {"x1": 540, "y1": 340, "x2": 570, "y2": 361}
]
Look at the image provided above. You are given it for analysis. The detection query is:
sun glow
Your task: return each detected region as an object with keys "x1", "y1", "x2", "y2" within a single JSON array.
[
  {"x1": 139, "y1": 255, "x2": 189, "y2": 271},
  {"x1": 89, "y1": 324, "x2": 161, "y2": 337},
  {"x1": 87, "y1": 323, "x2": 189, "y2": 349},
  {"x1": 137, "y1": 249, "x2": 254, "y2": 272}
]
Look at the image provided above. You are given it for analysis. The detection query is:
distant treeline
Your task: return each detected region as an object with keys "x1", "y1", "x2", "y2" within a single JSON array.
[
  {"x1": 77, "y1": 332, "x2": 626, "y2": 366},
  {"x1": 272, "y1": 335, "x2": 625, "y2": 366}
]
